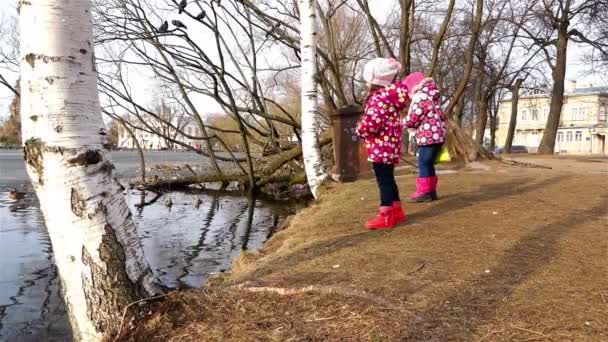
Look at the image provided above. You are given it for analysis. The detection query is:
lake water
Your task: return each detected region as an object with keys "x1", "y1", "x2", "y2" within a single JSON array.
[{"x1": 0, "y1": 150, "x2": 297, "y2": 341}]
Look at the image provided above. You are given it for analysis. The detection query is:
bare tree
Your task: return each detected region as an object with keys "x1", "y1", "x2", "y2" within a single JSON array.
[
  {"x1": 443, "y1": 0, "x2": 484, "y2": 120},
  {"x1": 472, "y1": 0, "x2": 536, "y2": 146},
  {"x1": 428, "y1": 0, "x2": 456, "y2": 78},
  {"x1": 94, "y1": 0, "x2": 315, "y2": 189},
  {"x1": 0, "y1": 14, "x2": 19, "y2": 97},
  {"x1": 517, "y1": 0, "x2": 608, "y2": 154}
]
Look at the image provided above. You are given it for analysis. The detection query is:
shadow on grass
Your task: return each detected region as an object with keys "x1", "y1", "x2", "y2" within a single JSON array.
[
  {"x1": 233, "y1": 176, "x2": 568, "y2": 287},
  {"x1": 408, "y1": 175, "x2": 567, "y2": 221},
  {"x1": 400, "y1": 196, "x2": 607, "y2": 341}
]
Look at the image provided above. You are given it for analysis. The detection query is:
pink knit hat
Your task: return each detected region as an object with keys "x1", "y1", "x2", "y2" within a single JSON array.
[
  {"x1": 404, "y1": 72, "x2": 425, "y2": 97},
  {"x1": 363, "y1": 58, "x2": 402, "y2": 87}
]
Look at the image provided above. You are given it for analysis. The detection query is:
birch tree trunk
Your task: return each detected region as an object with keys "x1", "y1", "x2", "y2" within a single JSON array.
[
  {"x1": 299, "y1": 0, "x2": 327, "y2": 198},
  {"x1": 19, "y1": 1, "x2": 163, "y2": 340}
]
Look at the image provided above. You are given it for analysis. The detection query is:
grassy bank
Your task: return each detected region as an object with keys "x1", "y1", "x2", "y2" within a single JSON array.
[{"x1": 118, "y1": 158, "x2": 607, "y2": 341}]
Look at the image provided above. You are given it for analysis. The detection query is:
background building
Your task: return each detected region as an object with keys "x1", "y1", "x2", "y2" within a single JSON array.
[
  {"x1": 495, "y1": 81, "x2": 608, "y2": 155},
  {"x1": 117, "y1": 114, "x2": 204, "y2": 150}
]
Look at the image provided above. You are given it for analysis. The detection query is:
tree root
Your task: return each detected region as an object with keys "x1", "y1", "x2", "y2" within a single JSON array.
[
  {"x1": 233, "y1": 283, "x2": 401, "y2": 310},
  {"x1": 113, "y1": 293, "x2": 169, "y2": 342},
  {"x1": 498, "y1": 158, "x2": 552, "y2": 169},
  {"x1": 445, "y1": 120, "x2": 494, "y2": 162}
]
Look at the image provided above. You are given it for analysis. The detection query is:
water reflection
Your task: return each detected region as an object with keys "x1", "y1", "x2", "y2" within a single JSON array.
[
  {"x1": 0, "y1": 184, "x2": 296, "y2": 340},
  {"x1": 0, "y1": 184, "x2": 72, "y2": 341},
  {"x1": 130, "y1": 189, "x2": 290, "y2": 289}
]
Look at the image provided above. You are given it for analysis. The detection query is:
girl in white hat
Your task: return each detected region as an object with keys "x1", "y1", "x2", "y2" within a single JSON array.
[{"x1": 356, "y1": 58, "x2": 411, "y2": 229}]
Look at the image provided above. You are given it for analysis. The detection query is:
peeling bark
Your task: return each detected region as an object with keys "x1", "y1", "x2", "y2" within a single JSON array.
[
  {"x1": 81, "y1": 225, "x2": 140, "y2": 335},
  {"x1": 70, "y1": 188, "x2": 87, "y2": 218},
  {"x1": 67, "y1": 150, "x2": 102, "y2": 166},
  {"x1": 23, "y1": 138, "x2": 45, "y2": 184}
]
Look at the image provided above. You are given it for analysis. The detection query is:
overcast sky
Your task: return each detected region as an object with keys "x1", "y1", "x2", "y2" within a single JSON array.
[{"x1": 0, "y1": 1, "x2": 605, "y2": 120}]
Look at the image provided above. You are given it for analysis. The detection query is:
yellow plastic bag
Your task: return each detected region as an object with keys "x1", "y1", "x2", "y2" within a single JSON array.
[{"x1": 435, "y1": 146, "x2": 451, "y2": 164}]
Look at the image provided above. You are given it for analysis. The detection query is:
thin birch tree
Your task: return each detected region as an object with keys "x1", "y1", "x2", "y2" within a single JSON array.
[{"x1": 300, "y1": 0, "x2": 328, "y2": 198}]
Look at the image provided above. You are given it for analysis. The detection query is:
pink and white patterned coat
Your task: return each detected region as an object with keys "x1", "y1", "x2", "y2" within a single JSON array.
[
  {"x1": 403, "y1": 78, "x2": 447, "y2": 146},
  {"x1": 356, "y1": 80, "x2": 411, "y2": 164}
]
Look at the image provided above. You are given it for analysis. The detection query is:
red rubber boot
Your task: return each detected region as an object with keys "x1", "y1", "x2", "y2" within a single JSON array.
[
  {"x1": 365, "y1": 206, "x2": 395, "y2": 229},
  {"x1": 392, "y1": 201, "x2": 408, "y2": 224}
]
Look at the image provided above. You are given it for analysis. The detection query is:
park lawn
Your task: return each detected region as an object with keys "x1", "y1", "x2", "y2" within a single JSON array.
[{"x1": 119, "y1": 159, "x2": 607, "y2": 342}]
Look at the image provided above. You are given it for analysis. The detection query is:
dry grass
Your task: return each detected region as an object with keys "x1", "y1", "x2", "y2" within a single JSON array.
[{"x1": 118, "y1": 159, "x2": 608, "y2": 342}]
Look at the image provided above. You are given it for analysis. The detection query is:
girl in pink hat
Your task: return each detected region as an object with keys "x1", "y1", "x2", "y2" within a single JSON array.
[
  {"x1": 402, "y1": 72, "x2": 447, "y2": 202},
  {"x1": 356, "y1": 58, "x2": 411, "y2": 229}
]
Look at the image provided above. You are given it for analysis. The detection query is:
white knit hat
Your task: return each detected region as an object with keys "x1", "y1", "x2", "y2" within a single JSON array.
[{"x1": 363, "y1": 58, "x2": 402, "y2": 87}]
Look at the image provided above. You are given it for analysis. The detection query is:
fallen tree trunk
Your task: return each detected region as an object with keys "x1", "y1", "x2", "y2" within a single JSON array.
[
  {"x1": 258, "y1": 172, "x2": 308, "y2": 188},
  {"x1": 133, "y1": 131, "x2": 333, "y2": 190},
  {"x1": 133, "y1": 173, "x2": 248, "y2": 190},
  {"x1": 256, "y1": 131, "x2": 332, "y2": 187}
]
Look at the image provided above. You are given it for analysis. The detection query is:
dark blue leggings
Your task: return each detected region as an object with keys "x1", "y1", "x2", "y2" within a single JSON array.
[
  {"x1": 372, "y1": 163, "x2": 400, "y2": 206},
  {"x1": 418, "y1": 145, "x2": 442, "y2": 177}
]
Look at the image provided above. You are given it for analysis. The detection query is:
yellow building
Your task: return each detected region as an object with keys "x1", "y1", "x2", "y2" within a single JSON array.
[{"x1": 495, "y1": 81, "x2": 608, "y2": 155}]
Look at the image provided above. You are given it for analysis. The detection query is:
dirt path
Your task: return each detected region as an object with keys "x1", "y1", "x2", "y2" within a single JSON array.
[{"x1": 121, "y1": 159, "x2": 608, "y2": 341}]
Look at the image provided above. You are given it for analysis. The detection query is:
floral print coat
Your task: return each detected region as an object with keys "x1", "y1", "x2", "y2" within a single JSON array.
[
  {"x1": 403, "y1": 78, "x2": 447, "y2": 146},
  {"x1": 356, "y1": 80, "x2": 410, "y2": 164}
]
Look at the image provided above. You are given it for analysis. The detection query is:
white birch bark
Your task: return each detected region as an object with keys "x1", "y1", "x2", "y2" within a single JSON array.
[
  {"x1": 19, "y1": 0, "x2": 163, "y2": 340},
  {"x1": 299, "y1": 0, "x2": 328, "y2": 198}
]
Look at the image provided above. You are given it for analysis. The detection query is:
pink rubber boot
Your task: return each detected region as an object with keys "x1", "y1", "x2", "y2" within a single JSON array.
[{"x1": 407, "y1": 177, "x2": 433, "y2": 203}]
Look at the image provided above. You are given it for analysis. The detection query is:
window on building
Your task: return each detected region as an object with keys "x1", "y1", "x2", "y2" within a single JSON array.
[
  {"x1": 543, "y1": 108, "x2": 549, "y2": 120},
  {"x1": 571, "y1": 108, "x2": 585, "y2": 121},
  {"x1": 557, "y1": 132, "x2": 563, "y2": 142},
  {"x1": 575, "y1": 131, "x2": 582, "y2": 142},
  {"x1": 521, "y1": 110, "x2": 528, "y2": 121},
  {"x1": 518, "y1": 131, "x2": 528, "y2": 144},
  {"x1": 566, "y1": 131, "x2": 573, "y2": 142},
  {"x1": 600, "y1": 104, "x2": 607, "y2": 122},
  {"x1": 531, "y1": 109, "x2": 539, "y2": 121}
]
